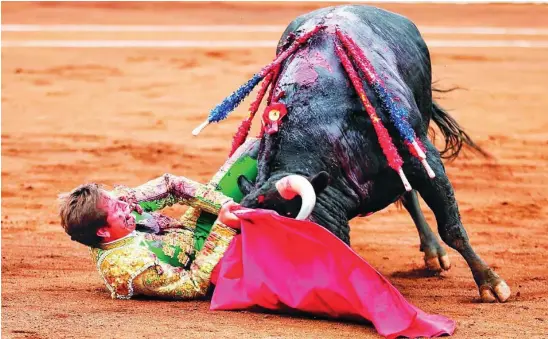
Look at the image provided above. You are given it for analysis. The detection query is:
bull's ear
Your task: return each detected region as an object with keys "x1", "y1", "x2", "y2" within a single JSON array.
[
  {"x1": 309, "y1": 171, "x2": 330, "y2": 195},
  {"x1": 237, "y1": 175, "x2": 254, "y2": 195}
]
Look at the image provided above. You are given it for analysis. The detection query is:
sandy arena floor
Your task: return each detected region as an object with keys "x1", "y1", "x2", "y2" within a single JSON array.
[{"x1": 2, "y1": 2, "x2": 548, "y2": 338}]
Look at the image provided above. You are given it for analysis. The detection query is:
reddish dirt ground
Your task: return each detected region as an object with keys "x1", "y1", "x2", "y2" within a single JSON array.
[{"x1": 2, "y1": 2, "x2": 548, "y2": 338}]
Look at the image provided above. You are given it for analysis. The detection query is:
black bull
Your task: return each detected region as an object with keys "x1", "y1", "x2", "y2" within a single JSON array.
[{"x1": 232, "y1": 5, "x2": 510, "y2": 303}]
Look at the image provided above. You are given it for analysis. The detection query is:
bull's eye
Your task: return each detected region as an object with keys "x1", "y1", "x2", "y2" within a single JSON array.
[{"x1": 257, "y1": 195, "x2": 265, "y2": 203}]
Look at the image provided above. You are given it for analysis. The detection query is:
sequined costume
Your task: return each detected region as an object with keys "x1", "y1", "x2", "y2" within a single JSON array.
[
  {"x1": 90, "y1": 222, "x2": 235, "y2": 300},
  {"x1": 90, "y1": 173, "x2": 237, "y2": 300}
]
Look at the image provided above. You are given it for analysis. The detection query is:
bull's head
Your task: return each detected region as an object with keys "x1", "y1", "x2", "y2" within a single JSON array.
[{"x1": 237, "y1": 172, "x2": 330, "y2": 220}]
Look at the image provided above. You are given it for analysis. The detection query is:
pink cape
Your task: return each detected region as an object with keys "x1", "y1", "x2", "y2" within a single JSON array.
[{"x1": 210, "y1": 209, "x2": 455, "y2": 338}]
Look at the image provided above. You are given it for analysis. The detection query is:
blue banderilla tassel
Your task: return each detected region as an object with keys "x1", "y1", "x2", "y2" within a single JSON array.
[
  {"x1": 192, "y1": 73, "x2": 263, "y2": 136},
  {"x1": 374, "y1": 85, "x2": 416, "y2": 143},
  {"x1": 209, "y1": 74, "x2": 263, "y2": 124}
]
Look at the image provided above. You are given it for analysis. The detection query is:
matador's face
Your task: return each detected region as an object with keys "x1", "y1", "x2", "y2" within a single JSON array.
[{"x1": 97, "y1": 192, "x2": 137, "y2": 240}]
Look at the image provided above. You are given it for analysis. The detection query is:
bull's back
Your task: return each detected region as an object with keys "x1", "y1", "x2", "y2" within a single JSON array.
[
  {"x1": 278, "y1": 5, "x2": 433, "y2": 115},
  {"x1": 271, "y1": 5, "x2": 433, "y2": 203}
]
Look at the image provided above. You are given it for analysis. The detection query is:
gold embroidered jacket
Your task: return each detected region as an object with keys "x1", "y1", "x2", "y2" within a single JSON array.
[
  {"x1": 90, "y1": 222, "x2": 236, "y2": 300},
  {"x1": 90, "y1": 173, "x2": 236, "y2": 299}
]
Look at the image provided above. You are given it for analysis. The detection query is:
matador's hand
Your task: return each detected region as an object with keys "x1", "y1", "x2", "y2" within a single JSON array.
[
  {"x1": 218, "y1": 201, "x2": 241, "y2": 230},
  {"x1": 113, "y1": 184, "x2": 138, "y2": 205},
  {"x1": 117, "y1": 195, "x2": 142, "y2": 214}
]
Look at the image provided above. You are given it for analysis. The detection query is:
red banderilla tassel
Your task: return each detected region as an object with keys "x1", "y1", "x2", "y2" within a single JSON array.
[
  {"x1": 229, "y1": 71, "x2": 275, "y2": 157},
  {"x1": 336, "y1": 30, "x2": 435, "y2": 179},
  {"x1": 334, "y1": 38, "x2": 411, "y2": 191}
]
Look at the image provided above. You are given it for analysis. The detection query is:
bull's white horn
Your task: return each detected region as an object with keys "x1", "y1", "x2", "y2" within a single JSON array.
[
  {"x1": 192, "y1": 119, "x2": 209, "y2": 136},
  {"x1": 275, "y1": 175, "x2": 316, "y2": 220}
]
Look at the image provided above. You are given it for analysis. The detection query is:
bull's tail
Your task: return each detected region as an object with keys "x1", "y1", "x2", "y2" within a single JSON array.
[{"x1": 430, "y1": 96, "x2": 490, "y2": 160}]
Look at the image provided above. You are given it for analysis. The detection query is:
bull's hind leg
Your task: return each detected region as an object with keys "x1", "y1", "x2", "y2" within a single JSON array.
[
  {"x1": 411, "y1": 140, "x2": 511, "y2": 302},
  {"x1": 401, "y1": 190, "x2": 451, "y2": 272}
]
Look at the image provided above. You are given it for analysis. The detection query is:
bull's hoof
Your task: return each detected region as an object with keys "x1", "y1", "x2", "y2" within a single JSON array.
[
  {"x1": 425, "y1": 253, "x2": 451, "y2": 272},
  {"x1": 422, "y1": 243, "x2": 451, "y2": 272},
  {"x1": 478, "y1": 270, "x2": 511, "y2": 303}
]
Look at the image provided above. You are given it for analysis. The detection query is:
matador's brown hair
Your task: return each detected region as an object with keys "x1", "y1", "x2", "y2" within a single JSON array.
[{"x1": 58, "y1": 183, "x2": 107, "y2": 247}]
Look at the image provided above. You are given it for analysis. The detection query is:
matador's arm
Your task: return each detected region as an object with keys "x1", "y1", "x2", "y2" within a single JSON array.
[
  {"x1": 131, "y1": 221, "x2": 236, "y2": 299},
  {"x1": 114, "y1": 173, "x2": 232, "y2": 215}
]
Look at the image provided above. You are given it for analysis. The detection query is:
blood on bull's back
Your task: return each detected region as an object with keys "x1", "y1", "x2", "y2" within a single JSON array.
[{"x1": 270, "y1": 5, "x2": 432, "y2": 203}]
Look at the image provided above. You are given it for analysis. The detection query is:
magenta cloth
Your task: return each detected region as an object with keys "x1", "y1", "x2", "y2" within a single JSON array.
[{"x1": 210, "y1": 209, "x2": 455, "y2": 338}]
